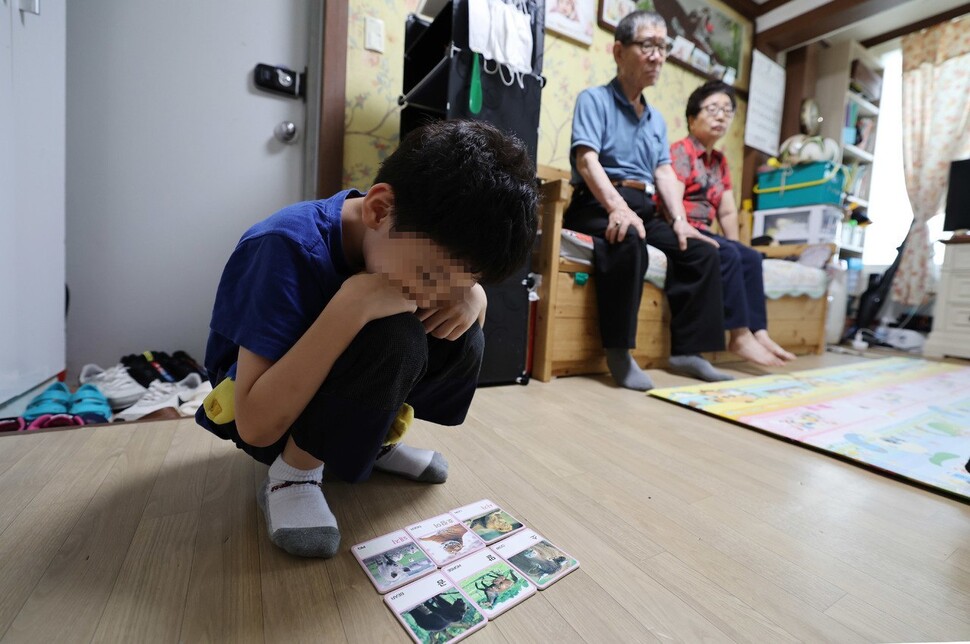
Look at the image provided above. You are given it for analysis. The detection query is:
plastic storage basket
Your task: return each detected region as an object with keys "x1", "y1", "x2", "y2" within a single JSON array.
[{"x1": 754, "y1": 162, "x2": 846, "y2": 210}]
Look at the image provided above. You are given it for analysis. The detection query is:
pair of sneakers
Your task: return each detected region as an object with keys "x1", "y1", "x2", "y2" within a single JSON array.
[{"x1": 113, "y1": 373, "x2": 212, "y2": 422}]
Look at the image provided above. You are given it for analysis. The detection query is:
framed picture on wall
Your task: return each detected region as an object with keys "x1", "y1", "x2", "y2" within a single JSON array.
[
  {"x1": 546, "y1": 0, "x2": 596, "y2": 46},
  {"x1": 597, "y1": 0, "x2": 752, "y2": 91}
]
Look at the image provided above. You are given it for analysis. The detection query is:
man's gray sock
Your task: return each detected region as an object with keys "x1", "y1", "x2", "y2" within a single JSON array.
[
  {"x1": 260, "y1": 457, "x2": 340, "y2": 558},
  {"x1": 605, "y1": 348, "x2": 654, "y2": 391},
  {"x1": 668, "y1": 354, "x2": 734, "y2": 382}
]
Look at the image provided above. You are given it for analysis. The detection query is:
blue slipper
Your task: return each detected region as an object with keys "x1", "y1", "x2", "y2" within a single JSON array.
[
  {"x1": 23, "y1": 382, "x2": 72, "y2": 421},
  {"x1": 69, "y1": 384, "x2": 112, "y2": 424}
]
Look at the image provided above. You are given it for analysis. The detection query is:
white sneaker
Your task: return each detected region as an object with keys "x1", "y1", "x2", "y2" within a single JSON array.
[
  {"x1": 79, "y1": 363, "x2": 148, "y2": 410},
  {"x1": 115, "y1": 373, "x2": 204, "y2": 421},
  {"x1": 177, "y1": 379, "x2": 212, "y2": 417}
]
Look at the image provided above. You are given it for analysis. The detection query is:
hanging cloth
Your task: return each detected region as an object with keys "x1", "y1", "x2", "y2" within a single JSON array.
[{"x1": 468, "y1": 0, "x2": 533, "y2": 75}]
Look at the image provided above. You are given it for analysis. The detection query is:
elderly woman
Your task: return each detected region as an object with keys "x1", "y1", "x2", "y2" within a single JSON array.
[{"x1": 668, "y1": 80, "x2": 795, "y2": 364}]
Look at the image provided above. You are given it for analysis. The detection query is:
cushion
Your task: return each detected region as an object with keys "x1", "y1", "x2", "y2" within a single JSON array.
[{"x1": 559, "y1": 229, "x2": 826, "y2": 299}]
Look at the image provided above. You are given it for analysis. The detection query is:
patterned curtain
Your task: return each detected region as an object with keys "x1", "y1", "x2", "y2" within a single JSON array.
[{"x1": 893, "y1": 16, "x2": 970, "y2": 306}]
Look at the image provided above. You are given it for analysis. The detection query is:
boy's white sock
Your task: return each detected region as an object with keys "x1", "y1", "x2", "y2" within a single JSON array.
[
  {"x1": 374, "y1": 443, "x2": 448, "y2": 483},
  {"x1": 259, "y1": 455, "x2": 340, "y2": 558}
]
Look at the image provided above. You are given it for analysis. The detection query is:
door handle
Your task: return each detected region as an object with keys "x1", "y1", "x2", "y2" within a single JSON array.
[{"x1": 274, "y1": 121, "x2": 299, "y2": 144}]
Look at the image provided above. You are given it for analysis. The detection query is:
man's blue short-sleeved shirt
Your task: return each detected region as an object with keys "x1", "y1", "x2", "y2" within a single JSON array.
[
  {"x1": 570, "y1": 77, "x2": 671, "y2": 186},
  {"x1": 203, "y1": 190, "x2": 362, "y2": 385}
]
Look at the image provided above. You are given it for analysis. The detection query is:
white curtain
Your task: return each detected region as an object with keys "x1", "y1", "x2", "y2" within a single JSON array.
[{"x1": 893, "y1": 17, "x2": 970, "y2": 306}]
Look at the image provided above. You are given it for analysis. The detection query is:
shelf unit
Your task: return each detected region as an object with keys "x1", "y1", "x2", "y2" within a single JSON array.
[
  {"x1": 400, "y1": 0, "x2": 545, "y2": 164},
  {"x1": 815, "y1": 40, "x2": 883, "y2": 259},
  {"x1": 399, "y1": 1, "x2": 546, "y2": 385}
]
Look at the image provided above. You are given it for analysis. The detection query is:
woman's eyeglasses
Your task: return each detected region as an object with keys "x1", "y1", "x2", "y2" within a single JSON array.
[
  {"x1": 700, "y1": 104, "x2": 735, "y2": 117},
  {"x1": 629, "y1": 39, "x2": 673, "y2": 57}
]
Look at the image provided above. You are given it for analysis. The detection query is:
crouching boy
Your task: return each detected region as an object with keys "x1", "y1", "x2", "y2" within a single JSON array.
[{"x1": 197, "y1": 120, "x2": 538, "y2": 557}]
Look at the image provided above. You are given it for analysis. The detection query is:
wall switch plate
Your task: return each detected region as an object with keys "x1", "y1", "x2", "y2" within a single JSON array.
[{"x1": 364, "y1": 16, "x2": 385, "y2": 53}]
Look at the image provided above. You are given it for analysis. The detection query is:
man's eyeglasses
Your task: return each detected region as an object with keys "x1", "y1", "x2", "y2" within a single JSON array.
[
  {"x1": 629, "y1": 39, "x2": 673, "y2": 57},
  {"x1": 700, "y1": 104, "x2": 735, "y2": 117}
]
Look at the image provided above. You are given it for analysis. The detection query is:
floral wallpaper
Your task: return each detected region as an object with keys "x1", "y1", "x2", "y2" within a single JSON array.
[{"x1": 342, "y1": 0, "x2": 749, "y2": 202}]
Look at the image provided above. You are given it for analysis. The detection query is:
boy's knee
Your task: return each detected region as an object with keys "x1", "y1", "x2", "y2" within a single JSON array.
[
  {"x1": 355, "y1": 313, "x2": 428, "y2": 365},
  {"x1": 342, "y1": 313, "x2": 428, "y2": 380},
  {"x1": 464, "y1": 321, "x2": 485, "y2": 363}
]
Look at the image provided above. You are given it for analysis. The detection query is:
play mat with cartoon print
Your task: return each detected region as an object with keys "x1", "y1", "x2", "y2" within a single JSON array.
[{"x1": 650, "y1": 357, "x2": 970, "y2": 501}]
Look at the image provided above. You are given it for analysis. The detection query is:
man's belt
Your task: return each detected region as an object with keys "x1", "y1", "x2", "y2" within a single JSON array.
[{"x1": 610, "y1": 178, "x2": 655, "y2": 195}]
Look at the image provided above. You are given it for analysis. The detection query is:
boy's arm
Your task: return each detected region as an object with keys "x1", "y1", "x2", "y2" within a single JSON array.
[
  {"x1": 233, "y1": 272, "x2": 417, "y2": 447},
  {"x1": 417, "y1": 283, "x2": 487, "y2": 341}
]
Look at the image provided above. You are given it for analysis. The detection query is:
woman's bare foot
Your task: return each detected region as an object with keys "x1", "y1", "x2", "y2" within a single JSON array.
[
  {"x1": 728, "y1": 328, "x2": 785, "y2": 367},
  {"x1": 754, "y1": 329, "x2": 797, "y2": 361}
]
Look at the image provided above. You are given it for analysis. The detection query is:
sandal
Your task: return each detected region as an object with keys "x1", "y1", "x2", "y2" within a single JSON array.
[
  {"x1": 0, "y1": 417, "x2": 26, "y2": 432},
  {"x1": 22, "y1": 382, "x2": 72, "y2": 421},
  {"x1": 26, "y1": 414, "x2": 85, "y2": 430},
  {"x1": 68, "y1": 384, "x2": 112, "y2": 424}
]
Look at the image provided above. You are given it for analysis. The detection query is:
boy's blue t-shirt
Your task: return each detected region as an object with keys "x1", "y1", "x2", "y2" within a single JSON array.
[{"x1": 203, "y1": 190, "x2": 362, "y2": 385}]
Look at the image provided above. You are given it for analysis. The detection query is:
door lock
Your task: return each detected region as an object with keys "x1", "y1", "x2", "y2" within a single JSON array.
[{"x1": 254, "y1": 63, "x2": 306, "y2": 100}]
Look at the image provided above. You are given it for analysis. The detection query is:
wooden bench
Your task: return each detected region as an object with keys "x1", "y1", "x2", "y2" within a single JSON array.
[{"x1": 531, "y1": 178, "x2": 829, "y2": 382}]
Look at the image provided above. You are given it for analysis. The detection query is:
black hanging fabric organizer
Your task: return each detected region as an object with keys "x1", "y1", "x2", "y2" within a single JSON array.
[
  {"x1": 400, "y1": 0, "x2": 544, "y2": 162},
  {"x1": 400, "y1": 0, "x2": 545, "y2": 386}
]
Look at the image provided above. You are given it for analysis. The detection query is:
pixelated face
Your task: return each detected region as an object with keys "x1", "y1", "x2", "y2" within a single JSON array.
[
  {"x1": 368, "y1": 229, "x2": 477, "y2": 309},
  {"x1": 615, "y1": 23, "x2": 668, "y2": 89}
]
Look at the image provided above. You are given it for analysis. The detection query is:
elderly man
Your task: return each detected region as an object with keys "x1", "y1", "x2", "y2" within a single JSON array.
[{"x1": 565, "y1": 10, "x2": 739, "y2": 390}]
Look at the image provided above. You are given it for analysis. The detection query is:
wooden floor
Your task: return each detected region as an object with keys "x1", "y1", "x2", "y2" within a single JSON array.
[{"x1": 0, "y1": 352, "x2": 968, "y2": 643}]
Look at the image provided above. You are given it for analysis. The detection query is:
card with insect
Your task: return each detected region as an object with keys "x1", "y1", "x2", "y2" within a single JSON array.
[
  {"x1": 352, "y1": 529, "x2": 437, "y2": 594},
  {"x1": 443, "y1": 547, "x2": 536, "y2": 619},
  {"x1": 405, "y1": 513, "x2": 486, "y2": 567},
  {"x1": 490, "y1": 528, "x2": 579, "y2": 590},
  {"x1": 450, "y1": 499, "x2": 525, "y2": 545},
  {"x1": 384, "y1": 572, "x2": 488, "y2": 644}
]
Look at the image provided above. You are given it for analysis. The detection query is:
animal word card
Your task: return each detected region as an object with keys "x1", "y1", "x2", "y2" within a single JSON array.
[
  {"x1": 490, "y1": 529, "x2": 580, "y2": 590},
  {"x1": 405, "y1": 513, "x2": 486, "y2": 567},
  {"x1": 443, "y1": 548, "x2": 536, "y2": 619},
  {"x1": 385, "y1": 572, "x2": 487, "y2": 644},
  {"x1": 450, "y1": 499, "x2": 525, "y2": 545},
  {"x1": 352, "y1": 530, "x2": 436, "y2": 594}
]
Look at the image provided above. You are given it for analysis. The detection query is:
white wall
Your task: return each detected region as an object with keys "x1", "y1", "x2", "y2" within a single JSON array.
[
  {"x1": 1, "y1": 1, "x2": 66, "y2": 405},
  {"x1": 65, "y1": 1, "x2": 309, "y2": 378}
]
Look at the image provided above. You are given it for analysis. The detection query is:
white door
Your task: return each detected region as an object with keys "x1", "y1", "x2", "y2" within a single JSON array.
[
  {"x1": 0, "y1": 0, "x2": 66, "y2": 405},
  {"x1": 65, "y1": 1, "x2": 315, "y2": 376}
]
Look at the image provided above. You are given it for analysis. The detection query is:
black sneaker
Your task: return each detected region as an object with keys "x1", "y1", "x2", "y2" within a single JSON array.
[
  {"x1": 157, "y1": 350, "x2": 207, "y2": 380},
  {"x1": 121, "y1": 352, "x2": 176, "y2": 387},
  {"x1": 150, "y1": 351, "x2": 193, "y2": 380},
  {"x1": 172, "y1": 350, "x2": 207, "y2": 379}
]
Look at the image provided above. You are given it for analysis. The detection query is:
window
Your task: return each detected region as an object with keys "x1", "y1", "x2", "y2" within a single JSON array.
[{"x1": 864, "y1": 48, "x2": 948, "y2": 269}]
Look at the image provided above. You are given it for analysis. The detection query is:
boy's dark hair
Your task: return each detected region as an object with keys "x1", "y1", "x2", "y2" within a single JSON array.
[
  {"x1": 374, "y1": 120, "x2": 538, "y2": 284},
  {"x1": 685, "y1": 80, "x2": 737, "y2": 123}
]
